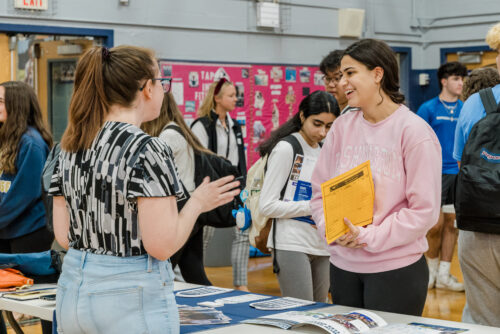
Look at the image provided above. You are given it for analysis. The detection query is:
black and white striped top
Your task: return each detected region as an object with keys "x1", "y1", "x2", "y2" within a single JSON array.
[{"x1": 49, "y1": 121, "x2": 186, "y2": 257}]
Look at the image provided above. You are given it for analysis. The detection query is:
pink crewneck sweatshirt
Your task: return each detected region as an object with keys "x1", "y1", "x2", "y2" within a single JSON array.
[{"x1": 311, "y1": 105, "x2": 442, "y2": 273}]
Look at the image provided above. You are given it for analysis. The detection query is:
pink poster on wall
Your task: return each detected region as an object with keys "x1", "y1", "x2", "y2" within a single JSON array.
[
  {"x1": 249, "y1": 64, "x2": 324, "y2": 165},
  {"x1": 159, "y1": 60, "x2": 252, "y2": 160},
  {"x1": 159, "y1": 60, "x2": 324, "y2": 168}
]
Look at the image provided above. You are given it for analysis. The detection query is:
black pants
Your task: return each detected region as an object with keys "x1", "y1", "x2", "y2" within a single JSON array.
[
  {"x1": 330, "y1": 255, "x2": 428, "y2": 316},
  {"x1": 0, "y1": 226, "x2": 54, "y2": 334},
  {"x1": 170, "y1": 224, "x2": 211, "y2": 286}
]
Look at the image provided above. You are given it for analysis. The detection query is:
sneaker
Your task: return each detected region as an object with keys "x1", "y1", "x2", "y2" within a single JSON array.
[
  {"x1": 428, "y1": 269, "x2": 437, "y2": 289},
  {"x1": 436, "y1": 274, "x2": 464, "y2": 291}
]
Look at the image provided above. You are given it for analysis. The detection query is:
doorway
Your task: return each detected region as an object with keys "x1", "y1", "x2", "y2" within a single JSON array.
[{"x1": 48, "y1": 59, "x2": 76, "y2": 141}]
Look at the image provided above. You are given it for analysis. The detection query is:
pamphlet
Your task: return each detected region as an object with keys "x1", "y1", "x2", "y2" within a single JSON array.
[
  {"x1": 249, "y1": 297, "x2": 316, "y2": 310},
  {"x1": 178, "y1": 304, "x2": 231, "y2": 326},
  {"x1": 243, "y1": 310, "x2": 469, "y2": 334},
  {"x1": 283, "y1": 154, "x2": 317, "y2": 225},
  {"x1": 2, "y1": 288, "x2": 57, "y2": 301},
  {"x1": 321, "y1": 161, "x2": 375, "y2": 244},
  {"x1": 175, "y1": 286, "x2": 233, "y2": 298},
  {"x1": 215, "y1": 293, "x2": 270, "y2": 305}
]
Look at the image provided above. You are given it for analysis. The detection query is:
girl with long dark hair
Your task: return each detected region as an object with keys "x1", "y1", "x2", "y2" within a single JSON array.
[
  {"x1": 311, "y1": 39, "x2": 441, "y2": 316},
  {"x1": 259, "y1": 90, "x2": 339, "y2": 302}
]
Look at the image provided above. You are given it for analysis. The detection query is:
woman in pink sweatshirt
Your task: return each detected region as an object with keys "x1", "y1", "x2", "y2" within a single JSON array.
[{"x1": 311, "y1": 39, "x2": 442, "y2": 316}]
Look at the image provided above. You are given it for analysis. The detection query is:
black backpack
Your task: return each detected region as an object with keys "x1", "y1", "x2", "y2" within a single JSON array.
[
  {"x1": 165, "y1": 124, "x2": 240, "y2": 228},
  {"x1": 455, "y1": 88, "x2": 500, "y2": 234}
]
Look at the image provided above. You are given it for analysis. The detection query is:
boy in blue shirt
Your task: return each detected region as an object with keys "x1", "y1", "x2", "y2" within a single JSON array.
[{"x1": 417, "y1": 61, "x2": 467, "y2": 291}]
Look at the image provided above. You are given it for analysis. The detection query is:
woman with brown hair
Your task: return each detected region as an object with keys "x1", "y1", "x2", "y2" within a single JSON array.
[
  {"x1": 192, "y1": 78, "x2": 250, "y2": 291},
  {"x1": 311, "y1": 39, "x2": 442, "y2": 316},
  {"x1": 0, "y1": 81, "x2": 53, "y2": 334},
  {"x1": 142, "y1": 91, "x2": 213, "y2": 285},
  {"x1": 49, "y1": 46, "x2": 240, "y2": 333}
]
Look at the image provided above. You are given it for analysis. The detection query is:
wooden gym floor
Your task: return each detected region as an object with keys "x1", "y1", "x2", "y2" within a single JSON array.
[{"x1": 6, "y1": 249, "x2": 465, "y2": 333}]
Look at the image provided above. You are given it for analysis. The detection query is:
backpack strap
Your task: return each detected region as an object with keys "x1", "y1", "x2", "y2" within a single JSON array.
[
  {"x1": 164, "y1": 124, "x2": 184, "y2": 137},
  {"x1": 479, "y1": 88, "x2": 498, "y2": 115},
  {"x1": 271, "y1": 134, "x2": 304, "y2": 274},
  {"x1": 279, "y1": 135, "x2": 304, "y2": 199},
  {"x1": 191, "y1": 113, "x2": 217, "y2": 153},
  {"x1": 231, "y1": 119, "x2": 247, "y2": 175}
]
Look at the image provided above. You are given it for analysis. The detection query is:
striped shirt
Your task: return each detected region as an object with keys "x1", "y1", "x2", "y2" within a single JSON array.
[{"x1": 49, "y1": 121, "x2": 186, "y2": 257}]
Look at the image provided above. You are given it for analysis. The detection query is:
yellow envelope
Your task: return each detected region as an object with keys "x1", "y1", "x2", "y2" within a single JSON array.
[{"x1": 321, "y1": 160, "x2": 374, "y2": 244}]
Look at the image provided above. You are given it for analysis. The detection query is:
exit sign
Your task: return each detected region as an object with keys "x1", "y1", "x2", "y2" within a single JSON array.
[{"x1": 15, "y1": 0, "x2": 48, "y2": 10}]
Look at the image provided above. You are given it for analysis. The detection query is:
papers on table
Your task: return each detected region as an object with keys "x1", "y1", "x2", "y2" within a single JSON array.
[
  {"x1": 175, "y1": 286, "x2": 233, "y2": 298},
  {"x1": 249, "y1": 296, "x2": 315, "y2": 310},
  {"x1": 178, "y1": 304, "x2": 231, "y2": 325},
  {"x1": 1, "y1": 288, "x2": 57, "y2": 301},
  {"x1": 215, "y1": 293, "x2": 270, "y2": 305},
  {"x1": 321, "y1": 161, "x2": 375, "y2": 244}
]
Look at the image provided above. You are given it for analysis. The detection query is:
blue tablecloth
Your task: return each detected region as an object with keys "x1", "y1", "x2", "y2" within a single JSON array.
[{"x1": 176, "y1": 289, "x2": 330, "y2": 333}]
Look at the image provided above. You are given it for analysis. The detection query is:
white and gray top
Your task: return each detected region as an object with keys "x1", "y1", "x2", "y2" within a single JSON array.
[{"x1": 49, "y1": 121, "x2": 185, "y2": 257}]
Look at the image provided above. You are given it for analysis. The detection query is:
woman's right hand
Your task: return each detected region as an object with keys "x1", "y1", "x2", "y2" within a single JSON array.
[{"x1": 191, "y1": 175, "x2": 241, "y2": 213}]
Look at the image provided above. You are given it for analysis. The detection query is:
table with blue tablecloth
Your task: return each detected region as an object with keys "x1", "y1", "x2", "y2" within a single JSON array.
[{"x1": 175, "y1": 288, "x2": 329, "y2": 333}]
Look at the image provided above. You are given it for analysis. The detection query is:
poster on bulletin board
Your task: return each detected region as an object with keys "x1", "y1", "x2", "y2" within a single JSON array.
[{"x1": 159, "y1": 60, "x2": 324, "y2": 168}]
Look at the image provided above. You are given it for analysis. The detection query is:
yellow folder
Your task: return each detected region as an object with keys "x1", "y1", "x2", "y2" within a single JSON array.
[{"x1": 321, "y1": 160, "x2": 375, "y2": 244}]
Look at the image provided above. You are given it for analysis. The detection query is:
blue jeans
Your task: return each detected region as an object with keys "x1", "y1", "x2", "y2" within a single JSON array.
[{"x1": 56, "y1": 248, "x2": 179, "y2": 334}]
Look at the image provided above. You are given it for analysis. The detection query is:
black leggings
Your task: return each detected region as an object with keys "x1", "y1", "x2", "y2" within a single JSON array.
[
  {"x1": 330, "y1": 255, "x2": 428, "y2": 316},
  {"x1": 0, "y1": 226, "x2": 54, "y2": 334},
  {"x1": 170, "y1": 224, "x2": 211, "y2": 286}
]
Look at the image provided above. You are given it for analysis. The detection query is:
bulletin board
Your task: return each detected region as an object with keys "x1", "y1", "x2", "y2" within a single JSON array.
[{"x1": 159, "y1": 60, "x2": 324, "y2": 167}]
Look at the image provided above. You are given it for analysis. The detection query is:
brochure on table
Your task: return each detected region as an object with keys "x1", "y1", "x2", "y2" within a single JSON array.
[
  {"x1": 174, "y1": 287, "x2": 328, "y2": 334},
  {"x1": 243, "y1": 310, "x2": 469, "y2": 334}
]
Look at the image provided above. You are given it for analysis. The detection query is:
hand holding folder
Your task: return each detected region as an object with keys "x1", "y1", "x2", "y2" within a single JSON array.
[{"x1": 321, "y1": 161, "x2": 375, "y2": 245}]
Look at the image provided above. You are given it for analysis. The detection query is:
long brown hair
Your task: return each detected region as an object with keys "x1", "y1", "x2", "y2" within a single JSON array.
[
  {"x1": 61, "y1": 45, "x2": 156, "y2": 152},
  {"x1": 142, "y1": 92, "x2": 212, "y2": 155},
  {"x1": 0, "y1": 81, "x2": 52, "y2": 174},
  {"x1": 197, "y1": 79, "x2": 234, "y2": 119}
]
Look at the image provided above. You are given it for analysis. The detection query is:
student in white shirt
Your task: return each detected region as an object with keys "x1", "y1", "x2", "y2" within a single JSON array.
[
  {"x1": 258, "y1": 91, "x2": 339, "y2": 302},
  {"x1": 192, "y1": 78, "x2": 249, "y2": 291}
]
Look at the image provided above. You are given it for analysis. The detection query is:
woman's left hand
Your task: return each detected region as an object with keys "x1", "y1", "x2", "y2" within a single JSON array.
[{"x1": 334, "y1": 218, "x2": 366, "y2": 249}]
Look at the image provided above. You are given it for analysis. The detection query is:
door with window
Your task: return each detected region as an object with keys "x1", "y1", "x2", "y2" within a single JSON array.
[{"x1": 48, "y1": 60, "x2": 76, "y2": 141}]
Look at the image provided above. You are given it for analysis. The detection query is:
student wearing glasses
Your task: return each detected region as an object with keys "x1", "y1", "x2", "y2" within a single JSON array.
[
  {"x1": 49, "y1": 46, "x2": 240, "y2": 333},
  {"x1": 191, "y1": 78, "x2": 249, "y2": 291},
  {"x1": 320, "y1": 50, "x2": 359, "y2": 116}
]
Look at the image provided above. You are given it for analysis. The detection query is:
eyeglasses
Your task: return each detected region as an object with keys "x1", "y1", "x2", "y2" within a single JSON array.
[
  {"x1": 322, "y1": 74, "x2": 342, "y2": 85},
  {"x1": 140, "y1": 78, "x2": 172, "y2": 93}
]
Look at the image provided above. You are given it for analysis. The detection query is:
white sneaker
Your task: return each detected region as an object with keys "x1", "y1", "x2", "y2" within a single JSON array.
[
  {"x1": 428, "y1": 269, "x2": 437, "y2": 289},
  {"x1": 436, "y1": 274, "x2": 464, "y2": 291}
]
